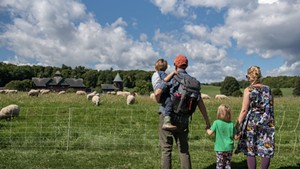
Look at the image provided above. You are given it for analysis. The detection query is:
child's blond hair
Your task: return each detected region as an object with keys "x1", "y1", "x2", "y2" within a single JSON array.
[
  {"x1": 217, "y1": 104, "x2": 232, "y2": 122},
  {"x1": 155, "y1": 59, "x2": 168, "y2": 71}
]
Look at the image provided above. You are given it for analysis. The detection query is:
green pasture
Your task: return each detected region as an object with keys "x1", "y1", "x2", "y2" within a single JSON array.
[{"x1": 0, "y1": 88, "x2": 299, "y2": 169}]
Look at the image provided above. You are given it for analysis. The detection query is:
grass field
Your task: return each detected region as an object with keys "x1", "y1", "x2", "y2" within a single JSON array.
[{"x1": 0, "y1": 88, "x2": 299, "y2": 169}]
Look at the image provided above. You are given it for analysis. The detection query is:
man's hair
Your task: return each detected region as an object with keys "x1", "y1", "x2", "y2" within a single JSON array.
[
  {"x1": 217, "y1": 104, "x2": 232, "y2": 122},
  {"x1": 154, "y1": 59, "x2": 168, "y2": 71}
]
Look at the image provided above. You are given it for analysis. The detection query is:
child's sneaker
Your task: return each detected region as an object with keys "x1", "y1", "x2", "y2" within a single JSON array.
[{"x1": 162, "y1": 116, "x2": 177, "y2": 130}]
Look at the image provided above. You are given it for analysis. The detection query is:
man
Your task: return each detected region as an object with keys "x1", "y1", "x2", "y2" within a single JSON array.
[{"x1": 152, "y1": 55, "x2": 211, "y2": 169}]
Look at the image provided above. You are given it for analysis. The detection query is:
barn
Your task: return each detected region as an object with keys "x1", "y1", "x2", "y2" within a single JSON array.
[{"x1": 32, "y1": 71, "x2": 86, "y2": 92}]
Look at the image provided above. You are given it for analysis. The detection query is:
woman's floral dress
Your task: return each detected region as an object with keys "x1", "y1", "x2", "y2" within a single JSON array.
[{"x1": 236, "y1": 85, "x2": 275, "y2": 158}]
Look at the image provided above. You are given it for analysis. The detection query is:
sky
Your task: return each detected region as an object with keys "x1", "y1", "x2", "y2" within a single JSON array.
[{"x1": 0, "y1": 0, "x2": 300, "y2": 83}]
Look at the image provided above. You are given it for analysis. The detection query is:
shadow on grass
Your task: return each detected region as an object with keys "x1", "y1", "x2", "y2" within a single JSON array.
[
  {"x1": 203, "y1": 160, "x2": 247, "y2": 169},
  {"x1": 277, "y1": 163, "x2": 300, "y2": 169}
]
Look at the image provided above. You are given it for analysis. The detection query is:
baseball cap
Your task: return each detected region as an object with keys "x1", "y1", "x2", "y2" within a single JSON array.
[{"x1": 174, "y1": 55, "x2": 188, "y2": 67}]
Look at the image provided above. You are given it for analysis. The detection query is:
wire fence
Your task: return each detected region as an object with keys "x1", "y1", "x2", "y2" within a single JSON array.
[{"x1": 0, "y1": 107, "x2": 299, "y2": 155}]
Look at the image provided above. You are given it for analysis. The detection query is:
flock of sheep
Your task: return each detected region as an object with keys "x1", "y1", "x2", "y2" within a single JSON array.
[
  {"x1": 0, "y1": 89, "x2": 139, "y2": 121},
  {"x1": 0, "y1": 88, "x2": 229, "y2": 121},
  {"x1": 75, "y1": 90, "x2": 135, "y2": 105}
]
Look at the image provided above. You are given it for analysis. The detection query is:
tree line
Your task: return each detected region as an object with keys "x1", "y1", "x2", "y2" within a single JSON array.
[
  {"x1": 0, "y1": 62, "x2": 153, "y2": 94},
  {"x1": 1, "y1": 62, "x2": 300, "y2": 96}
]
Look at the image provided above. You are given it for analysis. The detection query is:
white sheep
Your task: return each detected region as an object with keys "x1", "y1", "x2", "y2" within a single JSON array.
[
  {"x1": 215, "y1": 94, "x2": 229, "y2": 100},
  {"x1": 117, "y1": 91, "x2": 131, "y2": 97},
  {"x1": 0, "y1": 104, "x2": 20, "y2": 120},
  {"x1": 201, "y1": 93, "x2": 211, "y2": 99},
  {"x1": 5, "y1": 89, "x2": 18, "y2": 94},
  {"x1": 127, "y1": 93, "x2": 136, "y2": 105},
  {"x1": 28, "y1": 89, "x2": 39, "y2": 96},
  {"x1": 40, "y1": 89, "x2": 51, "y2": 95},
  {"x1": 150, "y1": 93, "x2": 156, "y2": 102},
  {"x1": 92, "y1": 94, "x2": 100, "y2": 106},
  {"x1": 76, "y1": 90, "x2": 87, "y2": 95},
  {"x1": 58, "y1": 91, "x2": 66, "y2": 95},
  {"x1": 87, "y1": 91, "x2": 97, "y2": 100}
]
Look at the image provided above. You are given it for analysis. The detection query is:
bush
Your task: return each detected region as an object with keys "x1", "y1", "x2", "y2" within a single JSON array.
[
  {"x1": 5, "y1": 79, "x2": 33, "y2": 91},
  {"x1": 232, "y1": 90, "x2": 243, "y2": 97},
  {"x1": 220, "y1": 76, "x2": 241, "y2": 96},
  {"x1": 272, "y1": 88, "x2": 283, "y2": 97},
  {"x1": 66, "y1": 88, "x2": 76, "y2": 93},
  {"x1": 293, "y1": 76, "x2": 300, "y2": 96}
]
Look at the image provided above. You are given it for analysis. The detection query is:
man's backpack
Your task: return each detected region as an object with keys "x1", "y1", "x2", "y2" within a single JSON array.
[{"x1": 172, "y1": 73, "x2": 201, "y2": 116}]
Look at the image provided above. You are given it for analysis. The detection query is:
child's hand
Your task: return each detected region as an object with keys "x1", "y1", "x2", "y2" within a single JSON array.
[
  {"x1": 172, "y1": 71, "x2": 178, "y2": 75},
  {"x1": 206, "y1": 128, "x2": 213, "y2": 135}
]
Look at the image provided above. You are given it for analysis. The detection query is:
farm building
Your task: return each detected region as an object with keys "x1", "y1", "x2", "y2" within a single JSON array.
[
  {"x1": 101, "y1": 73, "x2": 123, "y2": 92},
  {"x1": 32, "y1": 71, "x2": 86, "y2": 92}
]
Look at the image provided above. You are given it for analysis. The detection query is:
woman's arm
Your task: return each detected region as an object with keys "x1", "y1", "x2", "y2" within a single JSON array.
[{"x1": 238, "y1": 88, "x2": 250, "y2": 124}]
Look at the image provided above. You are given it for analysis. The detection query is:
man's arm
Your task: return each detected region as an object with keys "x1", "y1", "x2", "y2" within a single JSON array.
[
  {"x1": 154, "y1": 88, "x2": 162, "y2": 103},
  {"x1": 197, "y1": 98, "x2": 211, "y2": 129}
]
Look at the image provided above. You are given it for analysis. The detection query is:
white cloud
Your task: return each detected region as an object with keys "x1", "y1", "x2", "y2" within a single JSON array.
[
  {"x1": 154, "y1": 28, "x2": 243, "y2": 82},
  {"x1": 152, "y1": 0, "x2": 300, "y2": 76},
  {"x1": 266, "y1": 61, "x2": 300, "y2": 77},
  {"x1": 151, "y1": 0, "x2": 190, "y2": 17},
  {"x1": 226, "y1": 1, "x2": 300, "y2": 66},
  {"x1": 0, "y1": 0, "x2": 158, "y2": 70}
]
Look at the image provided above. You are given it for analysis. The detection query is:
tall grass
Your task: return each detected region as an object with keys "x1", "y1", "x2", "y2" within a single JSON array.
[{"x1": 0, "y1": 91, "x2": 299, "y2": 169}]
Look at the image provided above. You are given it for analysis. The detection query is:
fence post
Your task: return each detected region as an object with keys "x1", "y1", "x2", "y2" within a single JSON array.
[{"x1": 67, "y1": 107, "x2": 72, "y2": 151}]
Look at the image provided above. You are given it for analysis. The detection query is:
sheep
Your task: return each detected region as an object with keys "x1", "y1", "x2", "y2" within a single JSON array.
[
  {"x1": 150, "y1": 93, "x2": 156, "y2": 102},
  {"x1": 0, "y1": 104, "x2": 20, "y2": 120},
  {"x1": 28, "y1": 89, "x2": 39, "y2": 96},
  {"x1": 92, "y1": 94, "x2": 100, "y2": 106},
  {"x1": 87, "y1": 91, "x2": 97, "y2": 100},
  {"x1": 58, "y1": 91, "x2": 66, "y2": 95},
  {"x1": 201, "y1": 93, "x2": 211, "y2": 99},
  {"x1": 117, "y1": 91, "x2": 131, "y2": 97},
  {"x1": 215, "y1": 94, "x2": 229, "y2": 100},
  {"x1": 40, "y1": 89, "x2": 50, "y2": 95},
  {"x1": 5, "y1": 89, "x2": 18, "y2": 94},
  {"x1": 76, "y1": 90, "x2": 86, "y2": 95},
  {"x1": 127, "y1": 93, "x2": 136, "y2": 105}
]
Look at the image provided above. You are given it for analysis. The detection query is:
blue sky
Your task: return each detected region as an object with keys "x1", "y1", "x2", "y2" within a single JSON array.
[{"x1": 0, "y1": 0, "x2": 299, "y2": 83}]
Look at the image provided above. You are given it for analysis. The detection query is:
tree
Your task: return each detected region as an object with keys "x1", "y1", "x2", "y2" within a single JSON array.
[
  {"x1": 134, "y1": 80, "x2": 152, "y2": 95},
  {"x1": 220, "y1": 76, "x2": 241, "y2": 96},
  {"x1": 293, "y1": 76, "x2": 300, "y2": 96},
  {"x1": 272, "y1": 88, "x2": 283, "y2": 97},
  {"x1": 83, "y1": 70, "x2": 98, "y2": 88}
]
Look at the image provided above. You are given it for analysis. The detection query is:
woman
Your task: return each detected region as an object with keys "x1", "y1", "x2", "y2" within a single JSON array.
[{"x1": 236, "y1": 66, "x2": 275, "y2": 169}]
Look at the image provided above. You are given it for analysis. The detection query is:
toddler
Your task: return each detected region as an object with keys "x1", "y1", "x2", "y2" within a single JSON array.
[
  {"x1": 207, "y1": 104, "x2": 240, "y2": 169},
  {"x1": 152, "y1": 59, "x2": 177, "y2": 130}
]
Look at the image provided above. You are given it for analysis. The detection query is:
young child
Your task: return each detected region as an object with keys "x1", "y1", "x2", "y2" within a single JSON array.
[
  {"x1": 152, "y1": 58, "x2": 177, "y2": 130},
  {"x1": 206, "y1": 104, "x2": 240, "y2": 169}
]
